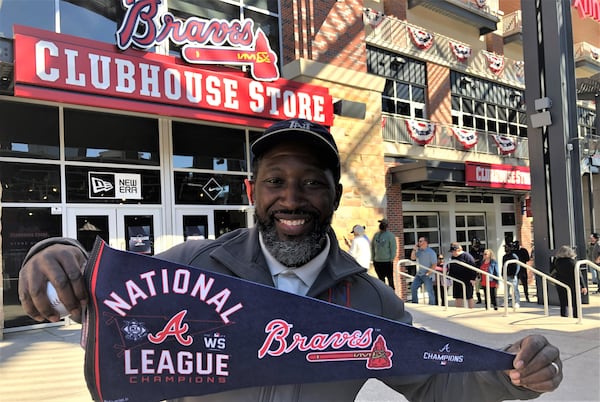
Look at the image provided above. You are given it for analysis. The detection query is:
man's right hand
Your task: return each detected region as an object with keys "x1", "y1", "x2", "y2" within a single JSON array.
[{"x1": 18, "y1": 244, "x2": 89, "y2": 322}]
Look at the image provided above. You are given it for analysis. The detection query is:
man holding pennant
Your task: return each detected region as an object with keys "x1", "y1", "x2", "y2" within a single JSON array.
[{"x1": 19, "y1": 118, "x2": 562, "y2": 401}]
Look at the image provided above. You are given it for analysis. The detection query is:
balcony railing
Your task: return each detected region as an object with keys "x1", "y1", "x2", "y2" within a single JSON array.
[
  {"x1": 574, "y1": 42, "x2": 600, "y2": 71},
  {"x1": 501, "y1": 10, "x2": 522, "y2": 41},
  {"x1": 366, "y1": 16, "x2": 526, "y2": 87},
  {"x1": 382, "y1": 114, "x2": 530, "y2": 160}
]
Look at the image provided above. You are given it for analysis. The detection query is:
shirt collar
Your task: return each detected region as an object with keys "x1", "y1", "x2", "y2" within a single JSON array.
[{"x1": 259, "y1": 232, "x2": 330, "y2": 293}]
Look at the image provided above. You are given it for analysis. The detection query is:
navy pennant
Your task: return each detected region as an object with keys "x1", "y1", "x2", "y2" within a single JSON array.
[{"x1": 83, "y1": 240, "x2": 514, "y2": 402}]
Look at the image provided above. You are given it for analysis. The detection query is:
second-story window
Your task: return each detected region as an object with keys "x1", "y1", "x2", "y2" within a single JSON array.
[
  {"x1": 450, "y1": 72, "x2": 527, "y2": 138},
  {"x1": 367, "y1": 46, "x2": 427, "y2": 120}
]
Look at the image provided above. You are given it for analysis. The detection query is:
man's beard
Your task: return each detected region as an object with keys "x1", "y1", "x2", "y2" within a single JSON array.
[{"x1": 257, "y1": 212, "x2": 330, "y2": 267}]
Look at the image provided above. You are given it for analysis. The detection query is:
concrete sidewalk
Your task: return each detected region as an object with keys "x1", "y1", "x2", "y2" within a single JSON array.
[{"x1": 1, "y1": 294, "x2": 599, "y2": 402}]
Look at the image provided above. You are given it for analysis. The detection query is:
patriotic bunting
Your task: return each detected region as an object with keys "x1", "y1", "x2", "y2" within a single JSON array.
[
  {"x1": 405, "y1": 120, "x2": 436, "y2": 145},
  {"x1": 363, "y1": 8, "x2": 385, "y2": 28},
  {"x1": 408, "y1": 26, "x2": 433, "y2": 50},
  {"x1": 513, "y1": 60, "x2": 525, "y2": 81},
  {"x1": 450, "y1": 127, "x2": 478, "y2": 149},
  {"x1": 449, "y1": 41, "x2": 472, "y2": 62},
  {"x1": 475, "y1": 0, "x2": 487, "y2": 8},
  {"x1": 483, "y1": 51, "x2": 505, "y2": 75},
  {"x1": 492, "y1": 134, "x2": 516, "y2": 155}
]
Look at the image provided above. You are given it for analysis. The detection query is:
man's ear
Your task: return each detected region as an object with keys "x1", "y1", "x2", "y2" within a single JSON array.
[
  {"x1": 244, "y1": 178, "x2": 254, "y2": 205},
  {"x1": 333, "y1": 183, "x2": 343, "y2": 210}
]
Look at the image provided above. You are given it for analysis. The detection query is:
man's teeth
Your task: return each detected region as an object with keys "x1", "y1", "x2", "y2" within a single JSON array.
[{"x1": 280, "y1": 219, "x2": 305, "y2": 226}]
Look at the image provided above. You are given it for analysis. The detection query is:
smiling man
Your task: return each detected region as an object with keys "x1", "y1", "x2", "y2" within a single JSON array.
[{"x1": 19, "y1": 118, "x2": 562, "y2": 401}]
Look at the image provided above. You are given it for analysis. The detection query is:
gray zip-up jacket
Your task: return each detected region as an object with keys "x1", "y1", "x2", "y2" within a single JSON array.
[
  {"x1": 26, "y1": 229, "x2": 541, "y2": 402},
  {"x1": 156, "y1": 227, "x2": 540, "y2": 402}
]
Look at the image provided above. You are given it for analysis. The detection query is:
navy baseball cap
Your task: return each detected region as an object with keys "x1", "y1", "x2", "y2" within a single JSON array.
[{"x1": 251, "y1": 118, "x2": 341, "y2": 182}]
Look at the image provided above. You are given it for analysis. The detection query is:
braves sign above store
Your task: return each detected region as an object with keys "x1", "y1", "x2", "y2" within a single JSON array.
[
  {"x1": 116, "y1": 0, "x2": 279, "y2": 81},
  {"x1": 13, "y1": 6, "x2": 333, "y2": 126}
]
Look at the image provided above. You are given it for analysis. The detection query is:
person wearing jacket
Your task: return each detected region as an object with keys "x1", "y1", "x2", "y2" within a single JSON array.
[
  {"x1": 552, "y1": 245, "x2": 588, "y2": 318},
  {"x1": 19, "y1": 118, "x2": 562, "y2": 401},
  {"x1": 344, "y1": 224, "x2": 371, "y2": 269},
  {"x1": 371, "y1": 218, "x2": 397, "y2": 289},
  {"x1": 480, "y1": 249, "x2": 500, "y2": 311}
]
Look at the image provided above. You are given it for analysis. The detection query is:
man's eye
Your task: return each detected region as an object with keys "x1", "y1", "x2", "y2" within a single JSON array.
[{"x1": 263, "y1": 177, "x2": 283, "y2": 184}]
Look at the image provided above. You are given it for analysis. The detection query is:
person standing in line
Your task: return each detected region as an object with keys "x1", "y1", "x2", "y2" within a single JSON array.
[
  {"x1": 468, "y1": 238, "x2": 484, "y2": 304},
  {"x1": 433, "y1": 254, "x2": 451, "y2": 306},
  {"x1": 409, "y1": 236, "x2": 437, "y2": 305},
  {"x1": 480, "y1": 249, "x2": 499, "y2": 311},
  {"x1": 448, "y1": 242, "x2": 477, "y2": 308},
  {"x1": 371, "y1": 218, "x2": 397, "y2": 289},
  {"x1": 344, "y1": 224, "x2": 371, "y2": 269},
  {"x1": 552, "y1": 245, "x2": 588, "y2": 318},
  {"x1": 586, "y1": 232, "x2": 600, "y2": 293},
  {"x1": 514, "y1": 241, "x2": 531, "y2": 302},
  {"x1": 503, "y1": 243, "x2": 521, "y2": 309}
]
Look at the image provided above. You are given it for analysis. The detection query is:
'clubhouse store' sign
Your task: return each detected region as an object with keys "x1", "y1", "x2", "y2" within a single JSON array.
[{"x1": 14, "y1": 0, "x2": 333, "y2": 126}]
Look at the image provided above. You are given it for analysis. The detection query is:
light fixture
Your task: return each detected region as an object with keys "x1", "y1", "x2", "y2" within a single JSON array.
[{"x1": 392, "y1": 56, "x2": 407, "y2": 65}]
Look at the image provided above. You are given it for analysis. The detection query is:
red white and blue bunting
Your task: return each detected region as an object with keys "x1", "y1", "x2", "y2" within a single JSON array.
[
  {"x1": 513, "y1": 60, "x2": 525, "y2": 81},
  {"x1": 408, "y1": 26, "x2": 433, "y2": 50},
  {"x1": 405, "y1": 120, "x2": 436, "y2": 145},
  {"x1": 592, "y1": 46, "x2": 599, "y2": 60},
  {"x1": 492, "y1": 134, "x2": 516, "y2": 155},
  {"x1": 449, "y1": 41, "x2": 472, "y2": 62},
  {"x1": 475, "y1": 0, "x2": 487, "y2": 8},
  {"x1": 483, "y1": 51, "x2": 505, "y2": 75},
  {"x1": 450, "y1": 127, "x2": 478, "y2": 149},
  {"x1": 363, "y1": 8, "x2": 385, "y2": 28}
]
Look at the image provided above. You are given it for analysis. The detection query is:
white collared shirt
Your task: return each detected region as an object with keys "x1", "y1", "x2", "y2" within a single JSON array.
[{"x1": 258, "y1": 233, "x2": 330, "y2": 296}]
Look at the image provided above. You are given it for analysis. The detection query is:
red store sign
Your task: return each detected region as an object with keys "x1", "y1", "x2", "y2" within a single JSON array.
[
  {"x1": 13, "y1": 25, "x2": 333, "y2": 127},
  {"x1": 465, "y1": 162, "x2": 531, "y2": 191}
]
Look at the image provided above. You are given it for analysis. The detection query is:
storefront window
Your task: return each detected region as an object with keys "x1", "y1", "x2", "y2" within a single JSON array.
[
  {"x1": 2, "y1": 207, "x2": 62, "y2": 328},
  {"x1": 66, "y1": 166, "x2": 161, "y2": 204},
  {"x1": 0, "y1": 1, "x2": 55, "y2": 37},
  {"x1": 173, "y1": 122, "x2": 248, "y2": 171},
  {"x1": 64, "y1": 109, "x2": 160, "y2": 165},
  {"x1": 0, "y1": 162, "x2": 61, "y2": 202},
  {"x1": 0, "y1": 101, "x2": 60, "y2": 160},
  {"x1": 59, "y1": 0, "x2": 119, "y2": 44},
  {"x1": 174, "y1": 172, "x2": 249, "y2": 205}
]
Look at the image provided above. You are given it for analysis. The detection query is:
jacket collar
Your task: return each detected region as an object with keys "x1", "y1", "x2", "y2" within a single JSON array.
[{"x1": 207, "y1": 227, "x2": 366, "y2": 297}]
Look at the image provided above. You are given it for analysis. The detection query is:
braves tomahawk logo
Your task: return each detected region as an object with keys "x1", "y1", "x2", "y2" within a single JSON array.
[{"x1": 116, "y1": 0, "x2": 279, "y2": 81}]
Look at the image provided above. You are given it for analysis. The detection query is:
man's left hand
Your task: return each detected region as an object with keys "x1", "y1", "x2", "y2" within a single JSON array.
[{"x1": 504, "y1": 335, "x2": 562, "y2": 393}]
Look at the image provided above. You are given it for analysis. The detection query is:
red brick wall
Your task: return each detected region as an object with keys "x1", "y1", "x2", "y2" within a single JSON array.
[
  {"x1": 427, "y1": 63, "x2": 452, "y2": 125},
  {"x1": 280, "y1": 0, "x2": 367, "y2": 71},
  {"x1": 383, "y1": 0, "x2": 407, "y2": 20},
  {"x1": 384, "y1": 162, "x2": 409, "y2": 300},
  {"x1": 485, "y1": 33, "x2": 504, "y2": 55}
]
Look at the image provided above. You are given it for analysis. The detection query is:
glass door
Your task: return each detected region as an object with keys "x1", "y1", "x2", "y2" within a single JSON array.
[
  {"x1": 67, "y1": 207, "x2": 162, "y2": 254},
  {"x1": 175, "y1": 208, "x2": 215, "y2": 243}
]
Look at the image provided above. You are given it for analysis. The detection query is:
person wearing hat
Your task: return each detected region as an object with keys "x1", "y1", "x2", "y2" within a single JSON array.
[
  {"x1": 371, "y1": 218, "x2": 397, "y2": 289},
  {"x1": 344, "y1": 224, "x2": 371, "y2": 269},
  {"x1": 19, "y1": 118, "x2": 563, "y2": 401}
]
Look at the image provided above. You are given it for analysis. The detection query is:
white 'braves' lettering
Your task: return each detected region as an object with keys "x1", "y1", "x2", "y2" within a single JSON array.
[{"x1": 258, "y1": 319, "x2": 374, "y2": 359}]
